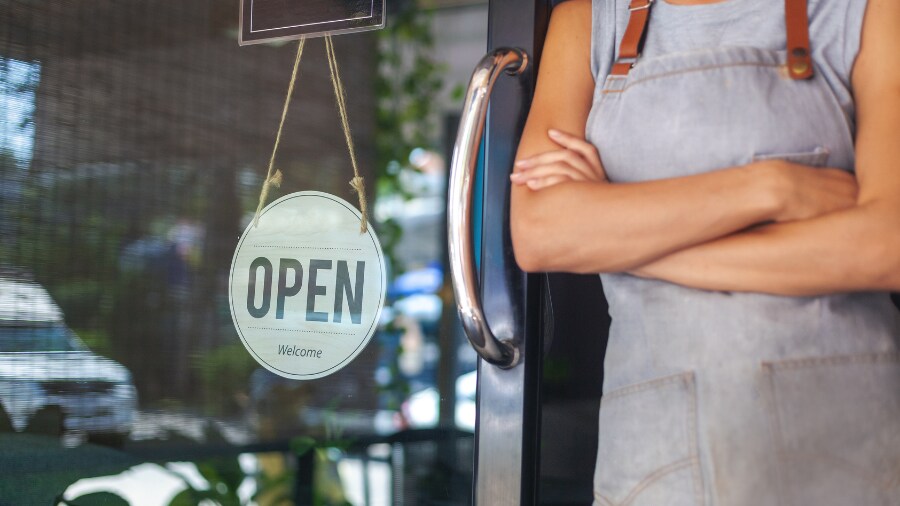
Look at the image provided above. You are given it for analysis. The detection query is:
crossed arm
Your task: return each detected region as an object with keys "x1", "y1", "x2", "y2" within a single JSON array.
[{"x1": 509, "y1": 0, "x2": 900, "y2": 295}]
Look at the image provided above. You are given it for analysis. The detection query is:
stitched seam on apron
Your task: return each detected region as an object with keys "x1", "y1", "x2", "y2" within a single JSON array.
[
  {"x1": 763, "y1": 355, "x2": 900, "y2": 495},
  {"x1": 603, "y1": 370, "x2": 694, "y2": 399},
  {"x1": 688, "y1": 373, "x2": 705, "y2": 506},
  {"x1": 602, "y1": 61, "x2": 783, "y2": 94},
  {"x1": 762, "y1": 362, "x2": 789, "y2": 506},
  {"x1": 593, "y1": 490, "x2": 615, "y2": 506},
  {"x1": 597, "y1": 372, "x2": 702, "y2": 505},
  {"x1": 594, "y1": 459, "x2": 698, "y2": 506},
  {"x1": 621, "y1": 458, "x2": 698, "y2": 506}
]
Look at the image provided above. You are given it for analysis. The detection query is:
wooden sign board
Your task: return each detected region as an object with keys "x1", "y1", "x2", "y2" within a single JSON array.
[{"x1": 240, "y1": 0, "x2": 385, "y2": 45}]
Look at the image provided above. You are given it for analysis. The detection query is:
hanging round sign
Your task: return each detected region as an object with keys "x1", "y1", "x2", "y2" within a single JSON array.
[{"x1": 229, "y1": 191, "x2": 386, "y2": 380}]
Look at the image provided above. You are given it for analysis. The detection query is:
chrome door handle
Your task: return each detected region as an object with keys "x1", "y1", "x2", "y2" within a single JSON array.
[{"x1": 448, "y1": 48, "x2": 528, "y2": 369}]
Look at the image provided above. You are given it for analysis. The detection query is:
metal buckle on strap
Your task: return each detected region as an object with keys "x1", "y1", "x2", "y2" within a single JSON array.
[{"x1": 629, "y1": 0, "x2": 653, "y2": 12}]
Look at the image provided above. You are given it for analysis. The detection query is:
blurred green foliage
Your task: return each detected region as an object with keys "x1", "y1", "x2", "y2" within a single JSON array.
[
  {"x1": 192, "y1": 343, "x2": 258, "y2": 415},
  {"x1": 374, "y1": 0, "x2": 445, "y2": 276},
  {"x1": 71, "y1": 328, "x2": 114, "y2": 357}
]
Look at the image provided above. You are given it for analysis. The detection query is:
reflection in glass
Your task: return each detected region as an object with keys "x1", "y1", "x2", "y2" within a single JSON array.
[
  {"x1": 0, "y1": 325, "x2": 86, "y2": 353},
  {"x1": 0, "y1": 0, "x2": 483, "y2": 502}
]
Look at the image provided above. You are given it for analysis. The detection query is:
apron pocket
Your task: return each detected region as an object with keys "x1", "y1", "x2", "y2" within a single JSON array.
[
  {"x1": 751, "y1": 146, "x2": 830, "y2": 167},
  {"x1": 594, "y1": 371, "x2": 703, "y2": 506},
  {"x1": 763, "y1": 352, "x2": 900, "y2": 506}
]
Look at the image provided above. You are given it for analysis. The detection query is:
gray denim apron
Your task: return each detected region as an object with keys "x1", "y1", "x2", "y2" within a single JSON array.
[{"x1": 585, "y1": 1, "x2": 900, "y2": 505}]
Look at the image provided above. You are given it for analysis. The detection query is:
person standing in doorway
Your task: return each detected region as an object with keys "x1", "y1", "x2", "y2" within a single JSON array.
[{"x1": 510, "y1": 0, "x2": 900, "y2": 504}]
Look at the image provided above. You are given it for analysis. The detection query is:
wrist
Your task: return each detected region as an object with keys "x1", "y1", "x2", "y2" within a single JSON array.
[{"x1": 744, "y1": 161, "x2": 789, "y2": 222}]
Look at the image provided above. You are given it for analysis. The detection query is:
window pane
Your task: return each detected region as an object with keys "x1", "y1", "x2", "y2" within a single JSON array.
[{"x1": 0, "y1": 0, "x2": 485, "y2": 503}]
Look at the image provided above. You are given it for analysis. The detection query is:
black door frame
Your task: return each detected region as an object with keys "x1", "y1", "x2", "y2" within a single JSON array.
[{"x1": 472, "y1": 1, "x2": 550, "y2": 505}]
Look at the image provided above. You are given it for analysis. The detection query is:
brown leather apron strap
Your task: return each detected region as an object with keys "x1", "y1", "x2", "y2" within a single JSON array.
[
  {"x1": 610, "y1": 0, "x2": 654, "y2": 76},
  {"x1": 609, "y1": 0, "x2": 814, "y2": 80},
  {"x1": 785, "y1": 0, "x2": 814, "y2": 79}
]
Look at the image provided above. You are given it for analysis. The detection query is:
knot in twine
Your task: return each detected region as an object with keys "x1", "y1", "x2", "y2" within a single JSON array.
[
  {"x1": 349, "y1": 176, "x2": 369, "y2": 230},
  {"x1": 253, "y1": 36, "x2": 369, "y2": 234}
]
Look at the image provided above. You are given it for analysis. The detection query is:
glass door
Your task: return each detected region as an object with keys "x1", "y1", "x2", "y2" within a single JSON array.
[
  {"x1": 0, "y1": 0, "x2": 612, "y2": 503},
  {"x1": 0, "y1": 1, "x2": 496, "y2": 504}
]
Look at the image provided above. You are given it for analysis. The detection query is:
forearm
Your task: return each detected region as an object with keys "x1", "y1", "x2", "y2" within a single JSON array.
[
  {"x1": 633, "y1": 201, "x2": 900, "y2": 295},
  {"x1": 511, "y1": 165, "x2": 784, "y2": 273},
  {"x1": 628, "y1": 0, "x2": 900, "y2": 296},
  {"x1": 510, "y1": 0, "x2": 784, "y2": 273}
]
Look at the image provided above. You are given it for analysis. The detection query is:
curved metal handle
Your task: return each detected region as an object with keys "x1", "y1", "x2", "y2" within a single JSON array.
[{"x1": 448, "y1": 48, "x2": 528, "y2": 369}]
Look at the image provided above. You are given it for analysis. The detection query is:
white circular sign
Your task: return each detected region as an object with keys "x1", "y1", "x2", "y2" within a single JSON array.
[{"x1": 229, "y1": 191, "x2": 386, "y2": 380}]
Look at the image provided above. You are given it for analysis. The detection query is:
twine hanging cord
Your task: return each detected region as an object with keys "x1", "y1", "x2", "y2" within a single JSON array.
[
  {"x1": 325, "y1": 35, "x2": 369, "y2": 232},
  {"x1": 253, "y1": 35, "x2": 369, "y2": 233},
  {"x1": 253, "y1": 38, "x2": 304, "y2": 228}
]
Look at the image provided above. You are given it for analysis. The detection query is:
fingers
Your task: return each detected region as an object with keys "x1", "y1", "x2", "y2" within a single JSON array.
[
  {"x1": 819, "y1": 168, "x2": 859, "y2": 201},
  {"x1": 515, "y1": 129, "x2": 606, "y2": 181},
  {"x1": 547, "y1": 129, "x2": 603, "y2": 170},
  {"x1": 515, "y1": 148, "x2": 595, "y2": 180},
  {"x1": 523, "y1": 174, "x2": 571, "y2": 190},
  {"x1": 511, "y1": 130, "x2": 608, "y2": 191},
  {"x1": 511, "y1": 163, "x2": 590, "y2": 186},
  {"x1": 819, "y1": 167, "x2": 856, "y2": 182},
  {"x1": 771, "y1": 163, "x2": 861, "y2": 221}
]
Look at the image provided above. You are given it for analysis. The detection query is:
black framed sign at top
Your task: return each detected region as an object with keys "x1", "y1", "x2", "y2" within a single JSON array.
[{"x1": 240, "y1": 0, "x2": 385, "y2": 45}]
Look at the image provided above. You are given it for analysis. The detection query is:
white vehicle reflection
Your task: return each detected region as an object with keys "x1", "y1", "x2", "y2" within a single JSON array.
[{"x1": 0, "y1": 274, "x2": 137, "y2": 446}]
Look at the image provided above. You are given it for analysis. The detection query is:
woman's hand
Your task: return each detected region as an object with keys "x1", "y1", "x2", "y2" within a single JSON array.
[
  {"x1": 756, "y1": 160, "x2": 859, "y2": 222},
  {"x1": 512, "y1": 132, "x2": 856, "y2": 218},
  {"x1": 510, "y1": 129, "x2": 607, "y2": 190}
]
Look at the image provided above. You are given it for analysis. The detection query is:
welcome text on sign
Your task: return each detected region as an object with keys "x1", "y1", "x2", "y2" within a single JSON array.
[{"x1": 277, "y1": 344, "x2": 323, "y2": 358}]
